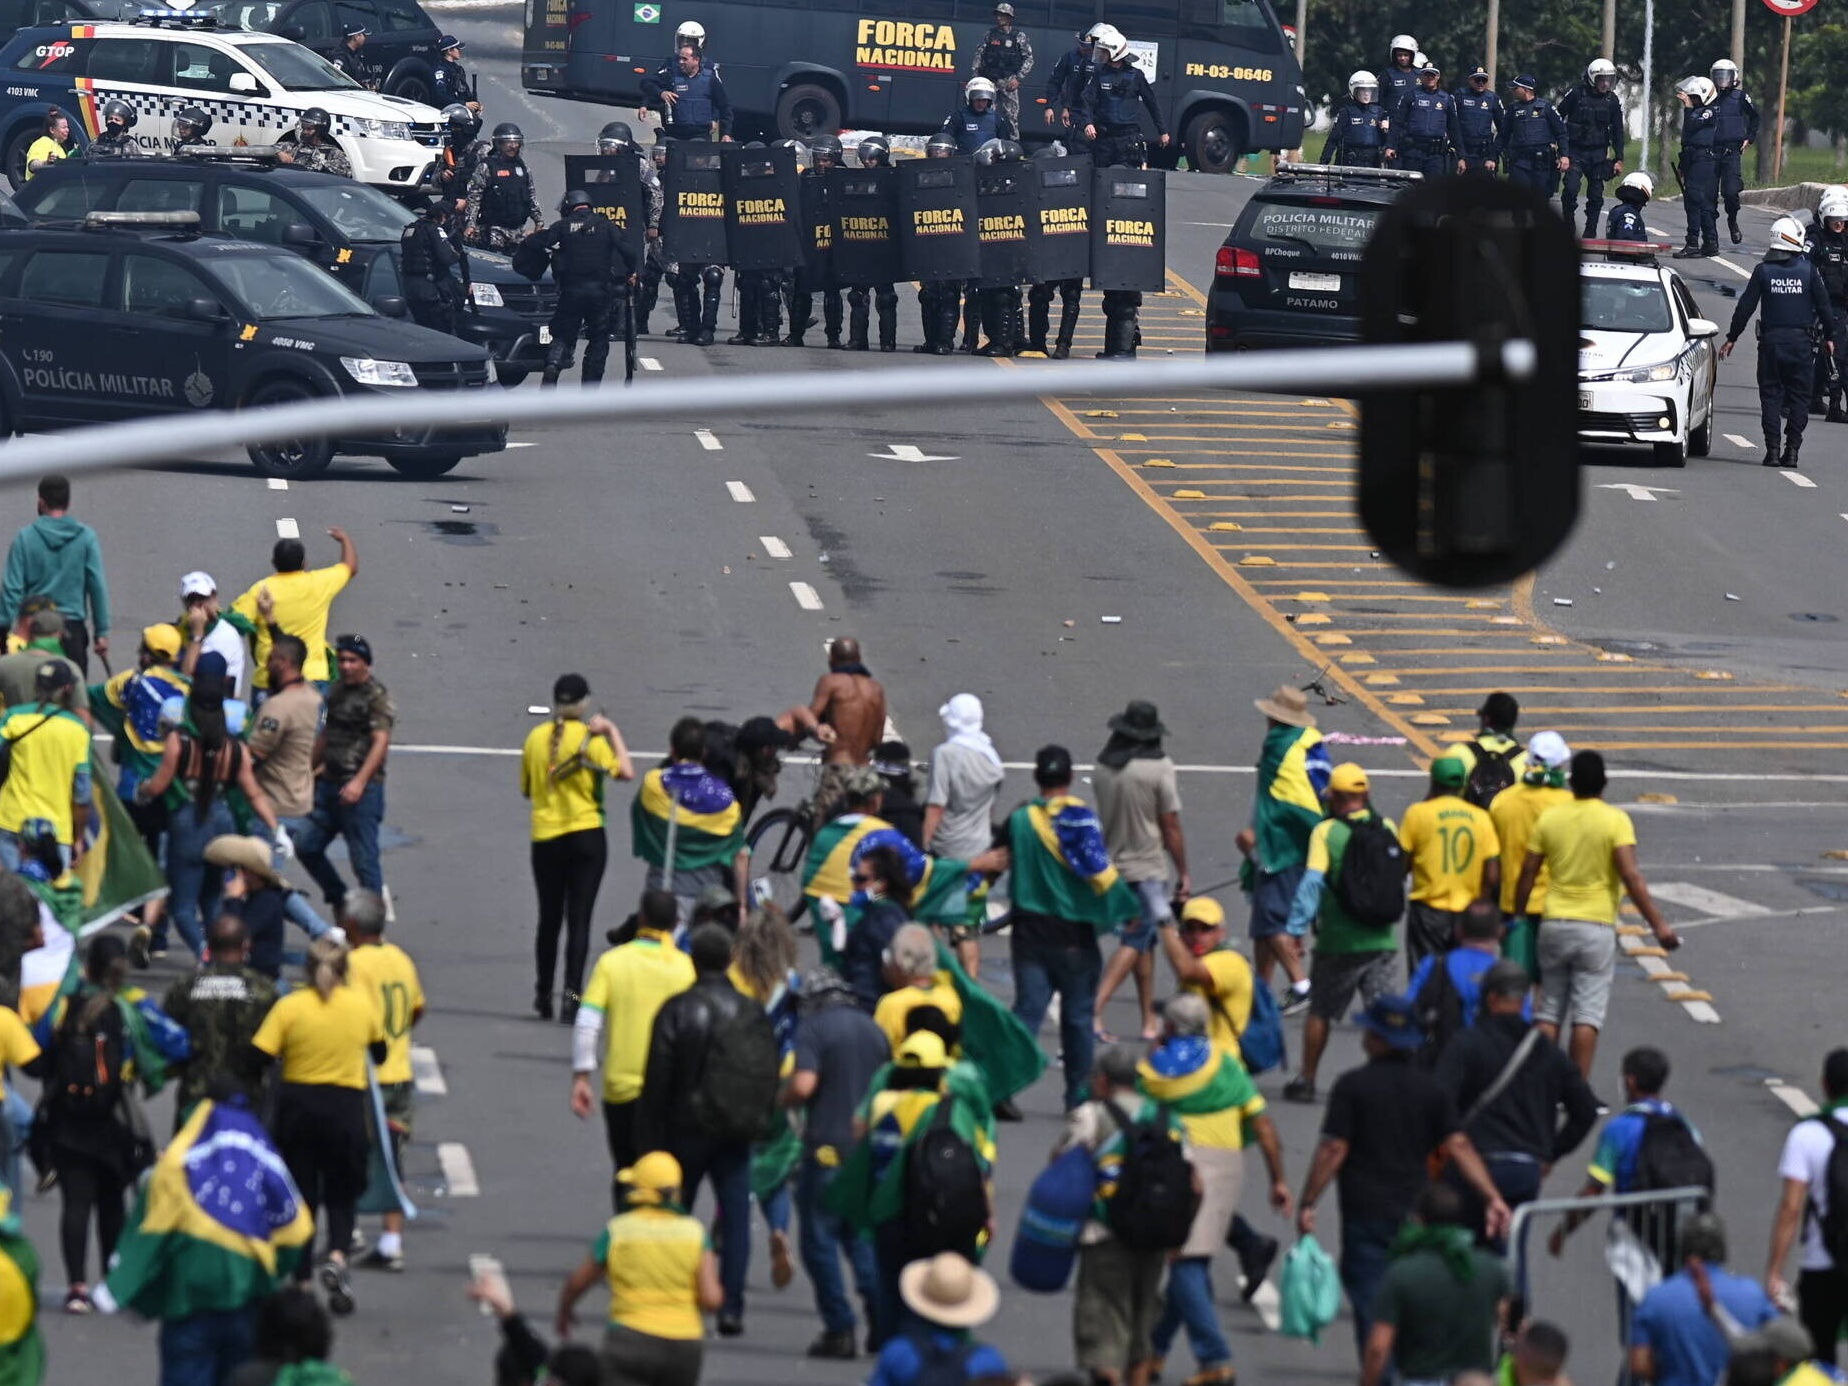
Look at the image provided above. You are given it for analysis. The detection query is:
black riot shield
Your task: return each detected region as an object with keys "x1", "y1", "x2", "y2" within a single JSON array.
[
  {"x1": 724, "y1": 142, "x2": 803, "y2": 272},
  {"x1": 661, "y1": 141, "x2": 728, "y2": 264},
  {"x1": 1034, "y1": 154, "x2": 1092, "y2": 283},
  {"x1": 827, "y1": 166, "x2": 900, "y2": 286},
  {"x1": 794, "y1": 169, "x2": 838, "y2": 291},
  {"x1": 564, "y1": 154, "x2": 646, "y2": 264},
  {"x1": 974, "y1": 159, "x2": 1038, "y2": 288},
  {"x1": 898, "y1": 157, "x2": 981, "y2": 283},
  {"x1": 1090, "y1": 165, "x2": 1166, "y2": 292}
]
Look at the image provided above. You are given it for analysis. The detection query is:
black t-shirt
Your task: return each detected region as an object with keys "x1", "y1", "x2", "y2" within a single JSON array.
[{"x1": 1323, "y1": 1053, "x2": 1460, "y2": 1223}]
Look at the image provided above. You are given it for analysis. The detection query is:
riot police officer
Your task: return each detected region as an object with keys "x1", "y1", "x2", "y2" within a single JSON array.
[
  {"x1": 1674, "y1": 76, "x2": 1721, "y2": 259},
  {"x1": 943, "y1": 78, "x2": 1001, "y2": 154},
  {"x1": 1386, "y1": 58, "x2": 1460, "y2": 178},
  {"x1": 1080, "y1": 30, "x2": 1169, "y2": 168},
  {"x1": 1722, "y1": 216, "x2": 1836, "y2": 468},
  {"x1": 788, "y1": 134, "x2": 844, "y2": 348},
  {"x1": 87, "y1": 99, "x2": 141, "y2": 159},
  {"x1": 1455, "y1": 65, "x2": 1503, "y2": 173},
  {"x1": 1382, "y1": 34, "x2": 1420, "y2": 111},
  {"x1": 1498, "y1": 75, "x2": 1567, "y2": 194},
  {"x1": 466, "y1": 124, "x2": 543, "y2": 250},
  {"x1": 171, "y1": 104, "x2": 213, "y2": 150},
  {"x1": 434, "y1": 103, "x2": 482, "y2": 213},
  {"x1": 1558, "y1": 59, "x2": 1625, "y2": 237},
  {"x1": 1710, "y1": 59, "x2": 1759, "y2": 245},
  {"x1": 595, "y1": 120, "x2": 665, "y2": 235},
  {"x1": 432, "y1": 36, "x2": 477, "y2": 112},
  {"x1": 719, "y1": 141, "x2": 779, "y2": 346},
  {"x1": 1319, "y1": 71, "x2": 1388, "y2": 168},
  {"x1": 1042, "y1": 28, "x2": 1098, "y2": 144},
  {"x1": 644, "y1": 44, "x2": 734, "y2": 142},
  {"x1": 277, "y1": 108, "x2": 351, "y2": 176},
  {"x1": 529, "y1": 190, "x2": 636, "y2": 387},
  {"x1": 1606, "y1": 171, "x2": 1652, "y2": 242},
  {"x1": 332, "y1": 23, "x2": 382, "y2": 90},
  {"x1": 845, "y1": 136, "x2": 899, "y2": 352},
  {"x1": 1023, "y1": 142, "x2": 1081, "y2": 359},
  {"x1": 639, "y1": 131, "x2": 676, "y2": 336},
  {"x1": 915, "y1": 134, "x2": 963, "y2": 355},
  {"x1": 401, "y1": 202, "x2": 468, "y2": 336},
  {"x1": 969, "y1": 139, "x2": 1027, "y2": 357},
  {"x1": 1808, "y1": 189, "x2": 1848, "y2": 421},
  {"x1": 974, "y1": 2, "x2": 1033, "y2": 140}
]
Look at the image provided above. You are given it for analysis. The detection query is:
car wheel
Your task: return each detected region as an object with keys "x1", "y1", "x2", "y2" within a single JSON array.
[
  {"x1": 386, "y1": 452, "x2": 464, "y2": 478},
  {"x1": 1688, "y1": 390, "x2": 1712, "y2": 457},
  {"x1": 494, "y1": 364, "x2": 530, "y2": 387},
  {"x1": 1184, "y1": 110, "x2": 1243, "y2": 175},
  {"x1": 775, "y1": 84, "x2": 841, "y2": 143},
  {"x1": 4, "y1": 126, "x2": 36, "y2": 191},
  {"x1": 1653, "y1": 436, "x2": 1688, "y2": 467},
  {"x1": 391, "y1": 75, "x2": 433, "y2": 104},
  {"x1": 245, "y1": 380, "x2": 336, "y2": 479}
]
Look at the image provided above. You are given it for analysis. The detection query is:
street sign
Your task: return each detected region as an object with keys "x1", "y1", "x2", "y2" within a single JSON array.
[{"x1": 1761, "y1": 0, "x2": 1817, "y2": 15}]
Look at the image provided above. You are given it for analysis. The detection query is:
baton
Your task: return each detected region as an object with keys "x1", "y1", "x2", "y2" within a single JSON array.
[{"x1": 624, "y1": 281, "x2": 638, "y2": 384}]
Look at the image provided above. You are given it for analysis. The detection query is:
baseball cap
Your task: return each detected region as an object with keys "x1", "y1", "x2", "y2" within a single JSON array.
[
  {"x1": 1329, "y1": 762, "x2": 1370, "y2": 795},
  {"x1": 34, "y1": 660, "x2": 74, "y2": 691},
  {"x1": 1430, "y1": 754, "x2": 1469, "y2": 789},
  {"x1": 180, "y1": 571, "x2": 216, "y2": 599},
  {"x1": 1179, "y1": 897, "x2": 1225, "y2": 930},
  {"x1": 897, "y1": 1031, "x2": 949, "y2": 1069},
  {"x1": 1527, "y1": 730, "x2": 1572, "y2": 769},
  {"x1": 1469, "y1": 65, "x2": 1490, "y2": 78},
  {"x1": 1034, "y1": 744, "x2": 1074, "y2": 786},
  {"x1": 335, "y1": 633, "x2": 373, "y2": 665},
  {"x1": 617, "y1": 1151, "x2": 683, "y2": 1201},
  {"x1": 552, "y1": 673, "x2": 590, "y2": 704},
  {"x1": 141, "y1": 624, "x2": 183, "y2": 661},
  {"x1": 1514, "y1": 72, "x2": 1538, "y2": 90}
]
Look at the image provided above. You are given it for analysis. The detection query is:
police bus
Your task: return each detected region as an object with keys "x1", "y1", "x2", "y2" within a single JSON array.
[{"x1": 521, "y1": 0, "x2": 1304, "y2": 174}]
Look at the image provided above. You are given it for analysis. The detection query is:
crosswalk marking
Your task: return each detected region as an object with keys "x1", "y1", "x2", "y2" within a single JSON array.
[
  {"x1": 437, "y1": 1143, "x2": 480, "y2": 1196},
  {"x1": 411, "y1": 1046, "x2": 447, "y2": 1096},
  {"x1": 1649, "y1": 882, "x2": 1770, "y2": 918}
]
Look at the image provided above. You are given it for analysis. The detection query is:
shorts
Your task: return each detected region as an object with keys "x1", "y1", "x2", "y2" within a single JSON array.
[
  {"x1": 1309, "y1": 948, "x2": 1398, "y2": 1022},
  {"x1": 810, "y1": 762, "x2": 856, "y2": 826},
  {"x1": 1503, "y1": 915, "x2": 1538, "y2": 978},
  {"x1": 1534, "y1": 918, "x2": 1618, "y2": 1031},
  {"x1": 1074, "y1": 1237, "x2": 1167, "y2": 1372},
  {"x1": 1248, "y1": 865, "x2": 1304, "y2": 941},
  {"x1": 1117, "y1": 878, "x2": 1173, "y2": 953},
  {"x1": 1406, "y1": 900, "x2": 1465, "y2": 965},
  {"x1": 382, "y1": 1080, "x2": 414, "y2": 1141}
]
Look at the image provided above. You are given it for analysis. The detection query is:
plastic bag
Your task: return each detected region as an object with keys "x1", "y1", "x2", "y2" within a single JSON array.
[
  {"x1": 1279, "y1": 1234, "x2": 1342, "y2": 1344},
  {"x1": 1009, "y1": 1144, "x2": 1093, "y2": 1292}
]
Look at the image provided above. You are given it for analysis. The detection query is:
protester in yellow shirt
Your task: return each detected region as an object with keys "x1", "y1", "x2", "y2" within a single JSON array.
[
  {"x1": 0, "y1": 1001, "x2": 44, "y2": 1196},
  {"x1": 232, "y1": 528, "x2": 357, "y2": 690},
  {"x1": 0, "y1": 660, "x2": 93, "y2": 871},
  {"x1": 1488, "y1": 731, "x2": 1573, "y2": 979},
  {"x1": 873, "y1": 923, "x2": 963, "y2": 1054},
  {"x1": 23, "y1": 109, "x2": 73, "y2": 178},
  {"x1": 1155, "y1": 896, "x2": 1254, "y2": 1053},
  {"x1": 1397, "y1": 755, "x2": 1500, "y2": 970}
]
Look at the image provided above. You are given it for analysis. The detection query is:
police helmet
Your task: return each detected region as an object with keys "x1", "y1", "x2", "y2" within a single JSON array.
[
  {"x1": 1348, "y1": 70, "x2": 1377, "y2": 100},
  {"x1": 1711, "y1": 58, "x2": 1738, "y2": 89},
  {"x1": 1587, "y1": 57, "x2": 1617, "y2": 90},
  {"x1": 1389, "y1": 33, "x2": 1416, "y2": 57},
  {"x1": 174, "y1": 105, "x2": 212, "y2": 141},
  {"x1": 597, "y1": 119, "x2": 634, "y2": 154},
  {"x1": 493, "y1": 121, "x2": 524, "y2": 155},
  {"x1": 1087, "y1": 21, "x2": 1122, "y2": 46},
  {"x1": 965, "y1": 76, "x2": 996, "y2": 103},
  {"x1": 561, "y1": 188, "x2": 593, "y2": 214},
  {"x1": 925, "y1": 133, "x2": 958, "y2": 158},
  {"x1": 1771, "y1": 216, "x2": 1808, "y2": 255},
  {"x1": 1099, "y1": 33, "x2": 1132, "y2": 63},
  {"x1": 1414, "y1": 52, "x2": 1433, "y2": 74},
  {"x1": 994, "y1": 2, "x2": 1014, "y2": 14},
  {"x1": 101, "y1": 98, "x2": 135, "y2": 131},
  {"x1": 1820, "y1": 189, "x2": 1848, "y2": 221},
  {"x1": 1676, "y1": 75, "x2": 1717, "y2": 107},
  {"x1": 1030, "y1": 139, "x2": 1067, "y2": 158},
  {"x1": 809, "y1": 132, "x2": 843, "y2": 164},
  {"x1": 742, "y1": 139, "x2": 766, "y2": 149},
  {"x1": 973, "y1": 138, "x2": 1024, "y2": 165},
  {"x1": 299, "y1": 107, "x2": 332, "y2": 134},
  {"x1": 1619, "y1": 170, "x2": 1653, "y2": 198},
  {"x1": 439, "y1": 33, "x2": 462, "y2": 52},
  {"x1": 857, "y1": 135, "x2": 890, "y2": 167},
  {"x1": 442, "y1": 102, "x2": 478, "y2": 136},
  {"x1": 675, "y1": 19, "x2": 705, "y2": 43}
]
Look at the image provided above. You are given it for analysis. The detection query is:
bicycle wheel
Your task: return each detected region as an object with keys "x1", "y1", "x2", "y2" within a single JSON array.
[{"x1": 746, "y1": 807, "x2": 811, "y2": 923}]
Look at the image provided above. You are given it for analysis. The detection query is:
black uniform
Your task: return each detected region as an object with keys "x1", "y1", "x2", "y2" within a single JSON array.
[
  {"x1": 1382, "y1": 63, "x2": 1420, "y2": 111},
  {"x1": 1454, "y1": 87, "x2": 1504, "y2": 170},
  {"x1": 432, "y1": 56, "x2": 472, "y2": 107},
  {"x1": 1807, "y1": 224, "x2": 1848, "y2": 417},
  {"x1": 531, "y1": 210, "x2": 637, "y2": 385},
  {"x1": 1678, "y1": 100, "x2": 1720, "y2": 257},
  {"x1": 1043, "y1": 44, "x2": 1096, "y2": 147},
  {"x1": 1084, "y1": 64, "x2": 1165, "y2": 360},
  {"x1": 642, "y1": 64, "x2": 734, "y2": 140},
  {"x1": 1605, "y1": 195, "x2": 1648, "y2": 242},
  {"x1": 1319, "y1": 100, "x2": 1387, "y2": 167},
  {"x1": 333, "y1": 44, "x2": 382, "y2": 90},
  {"x1": 1557, "y1": 83, "x2": 1625, "y2": 235},
  {"x1": 1498, "y1": 96, "x2": 1566, "y2": 195},
  {"x1": 1388, "y1": 86, "x2": 1461, "y2": 179},
  {"x1": 1726, "y1": 251, "x2": 1837, "y2": 465},
  {"x1": 1713, "y1": 86, "x2": 1760, "y2": 238},
  {"x1": 788, "y1": 167, "x2": 842, "y2": 347},
  {"x1": 435, "y1": 135, "x2": 483, "y2": 210},
  {"x1": 400, "y1": 213, "x2": 467, "y2": 336}
]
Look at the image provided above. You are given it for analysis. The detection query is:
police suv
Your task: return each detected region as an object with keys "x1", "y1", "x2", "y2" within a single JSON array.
[
  {"x1": 0, "y1": 210, "x2": 506, "y2": 477},
  {"x1": 1578, "y1": 246, "x2": 1720, "y2": 467},
  {"x1": 16, "y1": 151, "x2": 554, "y2": 382},
  {"x1": 0, "y1": 13, "x2": 443, "y2": 193}
]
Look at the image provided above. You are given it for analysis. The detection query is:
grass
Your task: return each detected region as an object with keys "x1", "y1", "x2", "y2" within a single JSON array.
[{"x1": 1645, "y1": 139, "x2": 1847, "y2": 189}]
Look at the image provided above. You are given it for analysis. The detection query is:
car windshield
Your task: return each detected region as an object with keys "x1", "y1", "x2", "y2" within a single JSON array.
[
  {"x1": 1251, "y1": 200, "x2": 1381, "y2": 253},
  {"x1": 239, "y1": 41, "x2": 360, "y2": 91},
  {"x1": 1582, "y1": 276, "x2": 1673, "y2": 333},
  {"x1": 296, "y1": 183, "x2": 414, "y2": 241},
  {"x1": 190, "y1": 0, "x2": 289, "y2": 29},
  {"x1": 205, "y1": 253, "x2": 373, "y2": 319}
]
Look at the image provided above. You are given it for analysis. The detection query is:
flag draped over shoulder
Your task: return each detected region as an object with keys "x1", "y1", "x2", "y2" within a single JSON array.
[
  {"x1": 931, "y1": 939, "x2": 1046, "y2": 1102},
  {"x1": 630, "y1": 765, "x2": 743, "y2": 871},
  {"x1": 0, "y1": 1190, "x2": 44, "y2": 1386},
  {"x1": 804, "y1": 816, "x2": 976, "y2": 965},
  {"x1": 98, "y1": 1099, "x2": 314, "y2": 1320},
  {"x1": 1006, "y1": 796, "x2": 1139, "y2": 933},
  {"x1": 1253, "y1": 724, "x2": 1330, "y2": 872}
]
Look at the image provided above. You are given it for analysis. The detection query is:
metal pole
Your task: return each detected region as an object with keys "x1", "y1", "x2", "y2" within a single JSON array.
[
  {"x1": 1774, "y1": 13, "x2": 1791, "y2": 182},
  {"x1": 1485, "y1": 0, "x2": 1500, "y2": 96},
  {"x1": 1602, "y1": 0, "x2": 1616, "y2": 72},
  {"x1": 1640, "y1": 0, "x2": 1654, "y2": 175},
  {"x1": 1730, "y1": 0, "x2": 1746, "y2": 73},
  {"x1": 1293, "y1": 0, "x2": 1307, "y2": 156}
]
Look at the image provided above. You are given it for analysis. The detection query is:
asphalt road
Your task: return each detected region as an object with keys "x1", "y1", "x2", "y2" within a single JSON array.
[{"x1": 16, "y1": 21, "x2": 1848, "y2": 1385}]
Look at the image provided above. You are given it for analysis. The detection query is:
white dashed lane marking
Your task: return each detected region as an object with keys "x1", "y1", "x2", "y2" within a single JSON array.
[
  {"x1": 1725, "y1": 433, "x2": 1757, "y2": 450},
  {"x1": 275, "y1": 518, "x2": 300, "y2": 539},
  {"x1": 726, "y1": 481, "x2": 755, "y2": 502},
  {"x1": 438, "y1": 1143, "x2": 480, "y2": 1196},
  {"x1": 695, "y1": 429, "x2": 722, "y2": 450},
  {"x1": 1650, "y1": 882, "x2": 1770, "y2": 918},
  {"x1": 1784, "y1": 471, "x2": 1818, "y2": 488},
  {"x1": 760, "y1": 535, "x2": 792, "y2": 559},
  {"x1": 1711, "y1": 255, "x2": 1753, "y2": 280},
  {"x1": 789, "y1": 581, "x2": 824, "y2": 610},
  {"x1": 411, "y1": 1046, "x2": 447, "y2": 1096},
  {"x1": 640, "y1": 358, "x2": 662, "y2": 371},
  {"x1": 467, "y1": 1253, "x2": 510, "y2": 1315},
  {"x1": 267, "y1": 478, "x2": 288, "y2": 490},
  {"x1": 1769, "y1": 1081, "x2": 1820, "y2": 1117}
]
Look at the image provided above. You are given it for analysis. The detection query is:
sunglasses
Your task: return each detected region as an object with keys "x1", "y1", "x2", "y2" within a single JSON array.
[{"x1": 851, "y1": 873, "x2": 871, "y2": 886}]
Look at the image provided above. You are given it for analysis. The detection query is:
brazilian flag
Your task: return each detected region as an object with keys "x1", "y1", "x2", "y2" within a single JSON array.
[{"x1": 0, "y1": 1189, "x2": 44, "y2": 1386}]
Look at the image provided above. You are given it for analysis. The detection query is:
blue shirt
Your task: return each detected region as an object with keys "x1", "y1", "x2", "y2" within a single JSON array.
[
  {"x1": 1406, "y1": 947, "x2": 1528, "y2": 1028},
  {"x1": 868, "y1": 1328, "x2": 1009, "y2": 1386},
  {"x1": 1590, "y1": 1098, "x2": 1701, "y2": 1190},
  {"x1": 1631, "y1": 1266, "x2": 1777, "y2": 1386}
]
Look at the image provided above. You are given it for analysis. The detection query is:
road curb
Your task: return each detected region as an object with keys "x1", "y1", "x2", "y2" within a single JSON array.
[{"x1": 1741, "y1": 182, "x2": 1834, "y2": 214}]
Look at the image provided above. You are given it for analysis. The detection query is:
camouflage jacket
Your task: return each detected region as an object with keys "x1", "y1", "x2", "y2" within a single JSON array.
[{"x1": 163, "y1": 963, "x2": 276, "y2": 1115}]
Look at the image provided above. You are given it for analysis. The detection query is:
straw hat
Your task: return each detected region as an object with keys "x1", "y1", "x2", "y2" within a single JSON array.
[
  {"x1": 202, "y1": 835, "x2": 282, "y2": 887},
  {"x1": 899, "y1": 1252, "x2": 1000, "y2": 1328},
  {"x1": 1254, "y1": 684, "x2": 1316, "y2": 728}
]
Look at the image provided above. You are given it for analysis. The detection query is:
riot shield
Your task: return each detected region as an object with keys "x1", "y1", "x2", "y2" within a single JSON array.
[
  {"x1": 898, "y1": 157, "x2": 981, "y2": 283},
  {"x1": 828, "y1": 166, "x2": 901, "y2": 286},
  {"x1": 795, "y1": 169, "x2": 838, "y2": 291},
  {"x1": 1034, "y1": 153, "x2": 1092, "y2": 283},
  {"x1": 724, "y1": 142, "x2": 804, "y2": 272},
  {"x1": 661, "y1": 140, "x2": 728, "y2": 264},
  {"x1": 564, "y1": 154, "x2": 646, "y2": 264},
  {"x1": 974, "y1": 159, "x2": 1037, "y2": 289},
  {"x1": 1091, "y1": 165, "x2": 1166, "y2": 292}
]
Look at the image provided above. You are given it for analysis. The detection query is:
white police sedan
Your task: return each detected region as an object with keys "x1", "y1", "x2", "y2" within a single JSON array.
[{"x1": 1578, "y1": 251, "x2": 1722, "y2": 467}]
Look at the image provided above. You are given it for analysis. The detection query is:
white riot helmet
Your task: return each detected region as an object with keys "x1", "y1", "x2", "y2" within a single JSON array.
[
  {"x1": 965, "y1": 76, "x2": 997, "y2": 102},
  {"x1": 1086, "y1": 21, "x2": 1122, "y2": 45},
  {"x1": 1098, "y1": 31, "x2": 1131, "y2": 62},
  {"x1": 1349, "y1": 70, "x2": 1378, "y2": 101},
  {"x1": 1587, "y1": 57, "x2": 1617, "y2": 91},
  {"x1": 1820, "y1": 191, "x2": 1848, "y2": 223},
  {"x1": 1619, "y1": 170, "x2": 1653, "y2": 198},
  {"x1": 1417, "y1": 53, "x2": 1439, "y2": 76},
  {"x1": 1677, "y1": 75, "x2": 1717, "y2": 107},
  {"x1": 1711, "y1": 58, "x2": 1738, "y2": 89},
  {"x1": 1389, "y1": 33, "x2": 1417, "y2": 57},
  {"x1": 675, "y1": 19, "x2": 704, "y2": 44},
  {"x1": 1771, "y1": 216, "x2": 1808, "y2": 254}
]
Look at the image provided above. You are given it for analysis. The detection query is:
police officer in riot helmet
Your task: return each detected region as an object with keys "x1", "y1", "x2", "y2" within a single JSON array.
[
  {"x1": 87, "y1": 99, "x2": 141, "y2": 159},
  {"x1": 644, "y1": 43, "x2": 734, "y2": 141},
  {"x1": 1382, "y1": 34, "x2": 1420, "y2": 109},
  {"x1": 669, "y1": 123, "x2": 734, "y2": 346},
  {"x1": 969, "y1": 139, "x2": 1026, "y2": 357},
  {"x1": 1807, "y1": 189, "x2": 1848, "y2": 422},
  {"x1": 401, "y1": 201, "x2": 468, "y2": 336},
  {"x1": 466, "y1": 123, "x2": 543, "y2": 250},
  {"x1": 1709, "y1": 59, "x2": 1759, "y2": 244},
  {"x1": 845, "y1": 136, "x2": 899, "y2": 352},
  {"x1": 1079, "y1": 30, "x2": 1169, "y2": 169},
  {"x1": 278, "y1": 108, "x2": 351, "y2": 176},
  {"x1": 915, "y1": 135, "x2": 962, "y2": 354},
  {"x1": 527, "y1": 189, "x2": 637, "y2": 387},
  {"x1": 1674, "y1": 76, "x2": 1721, "y2": 259},
  {"x1": 593, "y1": 119, "x2": 665, "y2": 242},
  {"x1": 974, "y1": 2, "x2": 1033, "y2": 141},
  {"x1": 1043, "y1": 27, "x2": 1099, "y2": 144},
  {"x1": 332, "y1": 22, "x2": 382, "y2": 90},
  {"x1": 435, "y1": 103, "x2": 482, "y2": 212},
  {"x1": 1454, "y1": 66, "x2": 1503, "y2": 173},
  {"x1": 788, "y1": 134, "x2": 845, "y2": 347},
  {"x1": 171, "y1": 104, "x2": 213, "y2": 148},
  {"x1": 722, "y1": 141, "x2": 781, "y2": 346},
  {"x1": 1025, "y1": 141, "x2": 1082, "y2": 358},
  {"x1": 639, "y1": 129, "x2": 676, "y2": 336},
  {"x1": 1605, "y1": 171, "x2": 1652, "y2": 243},
  {"x1": 433, "y1": 34, "x2": 478, "y2": 112},
  {"x1": 1319, "y1": 71, "x2": 1387, "y2": 168},
  {"x1": 1722, "y1": 216, "x2": 1836, "y2": 468},
  {"x1": 943, "y1": 77, "x2": 1001, "y2": 155},
  {"x1": 1558, "y1": 58, "x2": 1626, "y2": 238},
  {"x1": 1498, "y1": 74, "x2": 1568, "y2": 195},
  {"x1": 1384, "y1": 56, "x2": 1459, "y2": 178}
]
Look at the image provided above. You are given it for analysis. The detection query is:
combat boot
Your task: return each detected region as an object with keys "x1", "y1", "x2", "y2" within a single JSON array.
[
  {"x1": 1729, "y1": 213, "x2": 1743, "y2": 244},
  {"x1": 1024, "y1": 291, "x2": 1050, "y2": 356},
  {"x1": 1051, "y1": 296, "x2": 1081, "y2": 360},
  {"x1": 847, "y1": 291, "x2": 870, "y2": 350},
  {"x1": 1096, "y1": 313, "x2": 1136, "y2": 360},
  {"x1": 1829, "y1": 392, "x2": 1847, "y2": 424},
  {"x1": 1763, "y1": 432, "x2": 1782, "y2": 466},
  {"x1": 876, "y1": 293, "x2": 897, "y2": 352},
  {"x1": 1783, "y1": 430, "x2": 1803, "y2": 468}
]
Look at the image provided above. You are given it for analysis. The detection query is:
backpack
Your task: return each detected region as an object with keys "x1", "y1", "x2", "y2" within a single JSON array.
[
  {"x1": 903, "y1": 1095, "x2": 989, "y2": 1257},
  {"x1": 686, "y1": 997, "x2": 781, "y2": 1144},
  {"x1": 1412, "y1": 952, "x2": 1465, "y2": 1069},
  {"x1": 1809, "y1": 1115, "x2": 1848, "y2": 1263},
  {"x1": 906, "y1": 1331, "x2": 979, "y2": 1386},
  {"x1": 1234, "y1": 981, "x2": 1286, "y2": 1076},
  {"x1": 1329, "y1": 816, "x2": 1406, "y2": 928},
  {"x1": 1101, "y1": 1098, "x2": 1200, "y2": 1252},
  {"x1": 1463, "y1": 743, "x2": 1517, "y2": 809},
  {"x1": 510, "y1": 232, "x2": 551, "y2": 281},
  {"x1": 48, "y1": 993, "x2": 128, "y2": 1124},
  {"x1": 1633, "y1": 1108, "x2": 1716, "y2": 1197}
]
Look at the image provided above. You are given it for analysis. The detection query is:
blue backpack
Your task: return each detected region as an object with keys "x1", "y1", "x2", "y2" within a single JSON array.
[
  {"x1": 1235, "y1": 983, "x2": 1286, "y2": 1075},
  {"x1": 1010, "y1": 1143, "x2": 1093, "y2": 1292}
]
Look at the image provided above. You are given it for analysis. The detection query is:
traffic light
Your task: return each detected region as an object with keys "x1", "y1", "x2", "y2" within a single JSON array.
[{"x1": 1357, "y1": 176, "x2": 1580, "y2": 588}]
